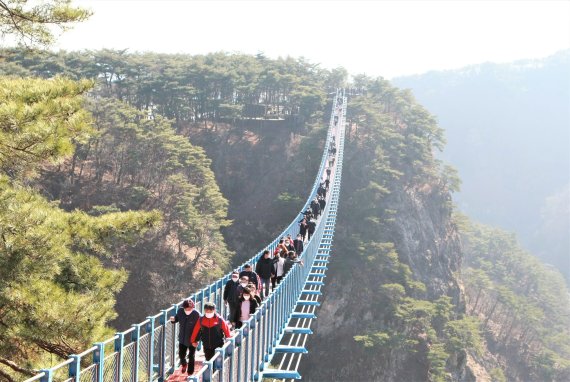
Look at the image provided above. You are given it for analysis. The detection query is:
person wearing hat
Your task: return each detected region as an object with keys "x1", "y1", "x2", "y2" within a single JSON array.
[
  {"x1": 223, "y1": 271, "x2": 241, "y2": 326},
  {"x1": 170, "y1": 299, "x2": 199, "y2": 374},
  {"x1": 191, "y1": 302, "x2": 232, "y2": 361}
]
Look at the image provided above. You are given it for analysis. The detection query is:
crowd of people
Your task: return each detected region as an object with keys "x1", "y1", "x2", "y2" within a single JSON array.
[
  {"x1": 170, "y1": 97, "x2": 343, "y2": 375},
  {"x1": 169, "y1": 235, "x2": 308, "y2": 373}
]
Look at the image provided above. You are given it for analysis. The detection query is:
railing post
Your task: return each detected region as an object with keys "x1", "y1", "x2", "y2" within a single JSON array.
[
  {"x1": 146, "y1": 316, "x2": 156, "y2": 381},
  {"x1": 93, "y1": 343, "x2": 105, "y2": 382},
  {"x1": 68, "y1": 355, "x2": 80, "y2": 381},
  {"x1": 250, "y1": 313, "x2": 258, "y2": 381},
  {"x1": 131, "y1": 324, "x2": 142, "y2": 382},
  {"x1": 39, "y1": 369, "x2": 53, "y2": 382},
  {"x1": 226, "y1": 337, "x2": 235, "y2": 382},
  {"x1": 158, "y1": 309, "x2": 168, "y2": 381},
  {"x1": 203, "y1": 358, "x2": 213, "y2": 382},
  {"x1": 242, "y1": 324, "x2": 250, "y2": 381},
  {"x1": 214, "y1": 347, "x2": 225, "y2": 380},
  {"x1": 114, "y1": 333, "x2": 125, "y2": 382},
  {"x1": 169, "y1": 304, "x2": 178, "y2": 372}
]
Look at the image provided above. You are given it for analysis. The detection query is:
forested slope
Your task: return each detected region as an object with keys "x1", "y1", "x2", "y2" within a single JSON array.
[{"x1": 0, "y1": 48, "x2": 337, "y2": 327}]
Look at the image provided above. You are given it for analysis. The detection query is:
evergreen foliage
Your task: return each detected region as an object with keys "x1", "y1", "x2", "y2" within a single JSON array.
[
  {"x1": 0, "y1": 9, "x2": 163, "y2": 379},
  {"x1": 0, "y1": 0, "x2": 91, "y2": 46},
  {"x1": 0, "y1": 49, "x2": 341, "y2": 128},
  {"x1": 0, "y1": 76, "x2": 92, "y2": 180},
  {"x1": 0, "y1": 79, "x2": 160, "y2": 380},
  {"x1": 462, "y1": 218, "x2": 570, "y2": 380}
]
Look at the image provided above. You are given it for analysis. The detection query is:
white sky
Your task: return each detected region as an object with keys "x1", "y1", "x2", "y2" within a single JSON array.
[{"x1": 53, "y1": 0, "x2": 570, "y2": 79}]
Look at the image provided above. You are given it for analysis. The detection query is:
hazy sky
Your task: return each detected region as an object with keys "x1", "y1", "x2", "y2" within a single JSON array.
[{"x1": 54, "y1": 0, "x2": 570, "y2": 79}]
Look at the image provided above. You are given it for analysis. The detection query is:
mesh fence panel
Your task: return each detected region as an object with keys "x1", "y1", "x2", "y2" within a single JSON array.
[
  {"x1": 211, "y1": 369, "x2": 220, "y2": 382},
  {"x1": 103, "y1": 352, "x2": 118, "y2": 382},
  {"x1": 153, "y1": 326, "x2": 163, "y2": 379},
  {"x1": 138, "y1": 333, "x2": 150, "y2": 382},
  {"x1": 258, "y1": 315, "x2": 265, "y2": 373},
  {"x1": 232, "y1": 346, "x2": 240, "y2": 382},
  {"x1": 243, "y1": 331, "x2": 253, "y2": 381},
  {"x1": 223, "y1": 356, "x2": 231, "y2": 382},
  {"x1": 174, "y1": 322, "x2": 180, "y2": 367},
  {"x1": 256, "y1": 319, "x2": 261, "y2": 376},
  {"x1": 165, "y1": 322, "x2": 174, "y2": 370},
  {"x1": 252, "y1": 324, "x2": 259, "y2": 378},
  {"x1": 122, "y1": 342, "x2": 135, "y2": 382},
  {"x1": 79, "y1": 364, "x2": 97, "y2": 382}
]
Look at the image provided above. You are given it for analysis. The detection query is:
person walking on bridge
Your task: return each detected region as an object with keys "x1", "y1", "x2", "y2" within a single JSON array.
[
  {"x1": 271, "y1": 251, "x2": 286, "y2": 288},
  {"x1": 223, "y1": 271, "x2": 240, "y2": 327},
  {"x1": 255, "y1": 250, "x2": 275, "y2": 299},
  {"x1": 233, "y1": 287, "x2": 259, "y2": 329},
  {"x1": 239, "y1": 264, "x2": 260, "y2": 292},
  {"x1": 170, "y1": 299, "x2": 199, "y2": 374},
  {"x1": 299, "y1": 217, "x2": 308, "y2": 240},
  {"x1": 310, "y1": 198, "x2": 321, "y2": 218},
  {"x1": 307, "y1": 218, "x2": 316, "y2": 241},
  {"x1": 191, "y1": 302, "x2": 232, "y2": 361},
  {"x1": 293, "y1": 234, "x2": 304, "y2": 255}
]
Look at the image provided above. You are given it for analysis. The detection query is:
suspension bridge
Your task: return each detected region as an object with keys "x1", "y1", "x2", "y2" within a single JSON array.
[{"x1": 25, "y1": 89, "x2": 347, "y2": 382}]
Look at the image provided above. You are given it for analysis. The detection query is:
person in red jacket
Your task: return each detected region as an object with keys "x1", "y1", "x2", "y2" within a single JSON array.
[{"x1": 191, "y1": 302, "x2": 232, "y2": 361}]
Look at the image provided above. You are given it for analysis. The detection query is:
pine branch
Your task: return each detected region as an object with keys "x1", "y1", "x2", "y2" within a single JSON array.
[
  {"x1": 0, "y1": 357, "x2": 35, "y2": 378},
  {"x1": 0, "y1": 367, "x2": 16, "y2": 382}
]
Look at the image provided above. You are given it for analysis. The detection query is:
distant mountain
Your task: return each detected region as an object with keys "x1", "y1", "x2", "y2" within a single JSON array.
[{"x1": 393, "y1": 50, "x2": 570, "y2": 282}]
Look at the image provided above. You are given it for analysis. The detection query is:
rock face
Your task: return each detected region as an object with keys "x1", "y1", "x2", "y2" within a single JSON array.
[{"x1": 299, "y1": 172, "x2": 465, "y2": 381}]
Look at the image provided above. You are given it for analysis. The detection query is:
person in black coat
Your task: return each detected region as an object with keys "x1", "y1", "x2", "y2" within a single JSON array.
[
  {"x1": 307, "y1": 219, "x2": 316, "y2": 241},
  {"x1": 233, "y1": 288, "x2": 259, "y2": 328},
  {"x1": 310, "y1": 198, "x2": 321, "y2": 217},
  {"x1": 255, "y1": 250, "x2": 276, "y2": 299},
  {"x1": 170, "y1": 299, "x2": 200, "y2": 374},
  {"x1": 293, "y1": 234, "x2": 304, "y2": 255},
  {"x1": 299, "y1": 217, "x2": 308, "y2": 240},
  {"x1": 239, "y1": 264, "x2": 260, "y2": 291},
  {"x1": 318, "y1": 195, "x2": 326, "y2": 211},
  {"x1": 223, "y1": 271, "x2": 241, "y2": 326},
  {"x1": 283, "y1": 251, "x2": 303, "y2": 275}
]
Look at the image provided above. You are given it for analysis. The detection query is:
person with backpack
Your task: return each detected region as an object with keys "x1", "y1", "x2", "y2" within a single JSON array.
[
  {"x1": 170, "y1": 299, "x2": 199, "y2": 374},
  {"x1": 191, "y1": 302, "x2": 232, "y2": 361}
]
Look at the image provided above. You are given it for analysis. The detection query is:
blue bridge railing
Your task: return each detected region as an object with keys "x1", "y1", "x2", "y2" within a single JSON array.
[{"x1": 25, "y1": 89, "x2": 346, "y2": 382}]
